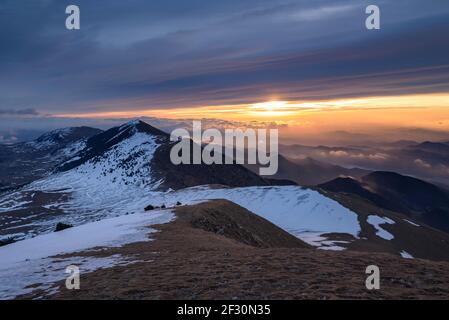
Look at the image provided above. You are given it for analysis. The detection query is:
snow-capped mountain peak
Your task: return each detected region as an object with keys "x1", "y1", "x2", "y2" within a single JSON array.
[
  {"x1": 58, "y1": 120, "x2": 168, "y2": 172},
  {"x1": 117, "y1": 119, "x2": 168, "y2": 137}
]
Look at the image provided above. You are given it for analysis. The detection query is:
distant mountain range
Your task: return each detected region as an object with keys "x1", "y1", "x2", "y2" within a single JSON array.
[{"x1": 279, "y1": 140, "x2": 449, "y2": 187}]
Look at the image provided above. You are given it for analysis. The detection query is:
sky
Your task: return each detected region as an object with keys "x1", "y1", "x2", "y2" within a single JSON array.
[{"x1": 1, "y1": 0, "x2": 449, "y2": 144}]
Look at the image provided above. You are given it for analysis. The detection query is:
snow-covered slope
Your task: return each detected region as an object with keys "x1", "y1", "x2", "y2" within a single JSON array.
[
  {"x1": 0, "y1": 208, "x2": 174, "y2": 299},
  {"x1": 143, "y1": 185, "x2": 361, "y2": 248},
  {"x1": 35, "y1": 131, "x2": 162, "y2": 193},
  {"x1": 2, "y1": 132, "x2": 163, "y2": 237},
  {"x1": 57, "y1": 120, "x2": 168, "y2": 172}
]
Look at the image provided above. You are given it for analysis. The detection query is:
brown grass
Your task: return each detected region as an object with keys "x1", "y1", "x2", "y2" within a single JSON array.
[{"x1": 20, "y1": 200, "x2": 449, "y2": 300}]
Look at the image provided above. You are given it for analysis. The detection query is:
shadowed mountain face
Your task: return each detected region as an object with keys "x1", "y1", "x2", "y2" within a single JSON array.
[
  {"x1": 246, "y1": 154, "x2": 368, "y2": 186},
  {"x1": 318, "y1": 177, "x2": 395, "y2": 210},
  {"x1": 319, "y1": 171, "x2": 449, "y2": 233},
  {"x1": 151, "y1": 141, "x2": 270, "y2": 190}
]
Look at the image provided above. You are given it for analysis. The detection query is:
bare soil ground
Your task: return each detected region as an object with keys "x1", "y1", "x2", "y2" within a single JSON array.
[{"x1": 21, "y1": 200, "x2": 449, "y2": 300}]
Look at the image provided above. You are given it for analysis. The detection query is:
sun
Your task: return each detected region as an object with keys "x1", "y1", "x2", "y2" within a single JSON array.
[
  {"x1": 247, "y1": 101, "x2": 295, "y2": 117},
  {"x1": 251, "y1": 101, "x2": 287, "y2": 111}
]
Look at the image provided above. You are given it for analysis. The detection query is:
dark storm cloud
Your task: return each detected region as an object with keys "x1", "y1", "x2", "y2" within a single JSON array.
[{"x1": 0, "y1": 0, "x2": 449, "y2": 114}]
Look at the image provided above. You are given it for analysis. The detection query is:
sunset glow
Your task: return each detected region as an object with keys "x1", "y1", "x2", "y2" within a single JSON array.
[{"x1": 53, "y1": 93, "x2": 449, "y2": 129}]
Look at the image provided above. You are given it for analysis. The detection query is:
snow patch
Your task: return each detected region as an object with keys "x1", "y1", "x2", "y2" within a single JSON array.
[
  {"x1": 0, "y1": 199, "x2": 32, "y2": 213},
  {"x1": 404, "y1": 219, "x2": 420, "y2": 227},
  {"x1": 57, "y1": 140, "x2": 87, "y2": 160},
  {"x1": 367, "y1": 215, "x2": 395, "y2": 240},
  {"x1": 400, "y1": 250, "x2": 414, "y2": 259},
  {"x1": 289, "y1": 231, "x2": 350, "y2": 251}
]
